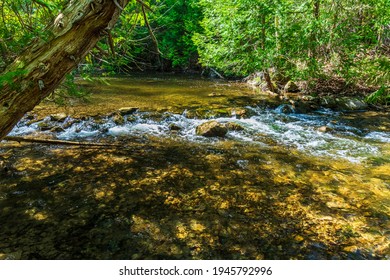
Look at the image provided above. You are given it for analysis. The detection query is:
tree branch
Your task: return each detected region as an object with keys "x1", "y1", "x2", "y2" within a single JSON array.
[
  {"x1": 136, "y1": 0, "x2": 153, "y2": 12},
  {"x1": 3, "y1": 136, "x2": 120, "y2": 147},
  {"x1": 113, "y1": 0, "x2": 124, "y2": 11}
]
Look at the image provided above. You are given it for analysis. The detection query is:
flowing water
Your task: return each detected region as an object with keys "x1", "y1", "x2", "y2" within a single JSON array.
[{"x1": 0, "y1": 75, "x2": 389, "y2": 259}]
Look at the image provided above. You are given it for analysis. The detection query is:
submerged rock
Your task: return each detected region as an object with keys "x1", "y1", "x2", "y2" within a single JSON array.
[
  {"x1": 208, "y1": 92, "x2": 225, "y2": 97},
  {"x1": 275, "y1": 104, "x2": 295, "y2": 114},
  {"x1": 196, "y1": 121, "x2": 228, "y2": 137}
]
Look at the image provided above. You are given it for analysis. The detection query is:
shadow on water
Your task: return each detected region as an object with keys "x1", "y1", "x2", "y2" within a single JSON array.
[
  {"x1": 0, "y1": 137, "x2": 389, "y2": 260},
  {"x1": 1, "y1": 75, "x2": 389, "y2": 260}
]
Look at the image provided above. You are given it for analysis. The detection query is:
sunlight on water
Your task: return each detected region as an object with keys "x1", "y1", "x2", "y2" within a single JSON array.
[
  {"x1": 2, "y1": 76, "x2": 390, "y2": 260},
  {"x1": 11, "y1": 105, "x2": 389, "y2": 163}
]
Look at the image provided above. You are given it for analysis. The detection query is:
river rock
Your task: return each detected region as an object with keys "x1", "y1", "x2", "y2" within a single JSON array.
[
  {"x1": 231, "y1": 108, "x2": 247, "y2": 118},
  {"x1": 284, "y1": 80, "x2": 300, "y2": 93},
  {"x1": 37, "y1": 122, "x2": 53, "y2": 131},
  {"x1": 169, "y1": 124, "x2": 182, "y2": 131},
  {"x1": 275, "y1": 104, "x2": 295, "y2": 114},
  {"x1": 112, "y1": 113, "x2": 125, "y2": 125},
  {"x1": 226, "y1": 122, "x2": 245, "y2": 131},
  {"x1": 293, "y1": 100, "x2": 317, "y2": 114},
  {"x1": 50, "y1": 126, "x2": 65, "y2": 133},
  {"x1": 336, "y1": 98, "x2": 368, "y2": 111},
  {"x1": 317, "y1": 126, "x2": 333, "y2": 133},
  {"x1": 320, "y1": 96, "x2": 338, "y2": 108},
  {"x1": 24, "y1": 113, "x2": 36, "y2": 120},
  {"x1": 50, "y1": 113, "x2": 67, "y2": 122},
  {"x1": 208, "y1": 92, "x2": 225, "y2": 97},
  {"x1": 196, "y1": 121, "x2": 228, "y2": 137},
  {"x1": 118, "y1": 107, "x2": 138, "y2": 115}
]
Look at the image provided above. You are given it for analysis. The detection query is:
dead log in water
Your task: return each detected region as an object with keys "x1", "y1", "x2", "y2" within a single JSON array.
[{"x1": 3, "y1": 136, "x2": 120, "y2": 147}]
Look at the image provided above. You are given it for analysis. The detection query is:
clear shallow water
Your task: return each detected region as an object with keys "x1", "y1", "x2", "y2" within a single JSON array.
[{"x1": 2, "y1": 75, "x2": 390, "y2": 260}]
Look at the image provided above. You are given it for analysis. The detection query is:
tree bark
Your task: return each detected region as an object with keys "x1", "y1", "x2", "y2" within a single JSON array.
[{"x1": 0, "y1": 0, "x2": 128, "y2": 140}]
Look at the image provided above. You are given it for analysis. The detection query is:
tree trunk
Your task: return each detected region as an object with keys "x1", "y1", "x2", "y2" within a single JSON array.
[
  {"x1": 0, "y1": 0, "x2": 129, "y2": 140},
  {"x1": 309, "y1": 0, "x2": 320, "y2": 60}
]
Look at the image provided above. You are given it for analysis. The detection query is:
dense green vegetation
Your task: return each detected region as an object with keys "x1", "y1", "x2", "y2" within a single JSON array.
[
  {"x1": 1, "y1": 1, "x2": 390, "y2": 263},
  {"x1": 0, "y1": 0, "x2": 389, "y2": 100},
  {"x1": 194, "y1": 0, "x2": 389, "y2": 96}
]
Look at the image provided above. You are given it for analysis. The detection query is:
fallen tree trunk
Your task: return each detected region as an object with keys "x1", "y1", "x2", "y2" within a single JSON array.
[{"x1": 0, "y1": 0, "x2": 129, "y2": 140}]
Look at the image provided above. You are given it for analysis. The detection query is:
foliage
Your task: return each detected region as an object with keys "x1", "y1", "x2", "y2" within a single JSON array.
[
  {"x1": 193, "y1": 0, "x2": 390, "y2": 92},
  {"x1": 1, "y1": 0, "x2": 389, "y2": 103},
  {"x1": 0, "y1": 0, "x2": 62, "y2": 69},
  {"x1": 152, "y1": 0, "x2": 202, "y2": 68},
  {"x1": 366, "y1": 86, "x2": 390, "y2": 105},
  {"x1": 84, "y1": 0, "x2": 202, "y2": 73},
  {"x1": 0, "y1": 69, "x2": 27, "y2": 89},
  {"x1": 46, "y1": 74, "x2": 91, "y2": 105}
]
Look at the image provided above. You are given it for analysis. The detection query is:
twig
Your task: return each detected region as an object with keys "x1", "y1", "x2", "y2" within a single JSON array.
[
  {"x1": 113, "y1": 0, "x2": 124, "y2": 10},
  {"x1": 210, "y1": 68, "x2": 226, "y2": 80},
  {"x1": 141, "y1": 5, "x2": 162, "y2": 57},
  {"x1": 136, "y1": 0, "x2": 153, "y2": 12}
]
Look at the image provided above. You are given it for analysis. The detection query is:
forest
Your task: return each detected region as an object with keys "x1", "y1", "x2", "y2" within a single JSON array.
[
  {"x1": 1, "y1": 1, "x2": 389, "y2": 97},
  {"x1": 0, "y1": 0, "x2": 389, "y2": 261}
]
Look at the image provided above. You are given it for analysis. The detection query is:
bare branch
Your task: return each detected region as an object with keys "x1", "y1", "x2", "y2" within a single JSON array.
[
  {"x1": 113, "y1": 0, "x2": 124, "y2": 10},
  {"x1": 136, "y1": 0, "x2": 153, "y2": 12}
]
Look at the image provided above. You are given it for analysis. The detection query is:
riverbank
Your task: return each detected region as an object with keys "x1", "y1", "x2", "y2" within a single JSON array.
[{"x1": 244, "y1": 72, "x2": 389, "y2": 113}]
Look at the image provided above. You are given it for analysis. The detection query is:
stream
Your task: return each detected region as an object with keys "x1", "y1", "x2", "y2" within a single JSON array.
[{"x1": 0, "y1": 75, "x2": 389, "y2": 259}]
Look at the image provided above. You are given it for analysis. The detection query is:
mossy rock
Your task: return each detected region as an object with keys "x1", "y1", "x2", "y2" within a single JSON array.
[
  {"x1": 112, "y1": 114, "x2": 125, "y2": 125},
  {"x1": 284, "y1": 81, "x2": 300, "y2": 93},
  {"x1": 37, "y1": 121, "x2": 53, "y2": 131},
  {"x1": 226, "y1": 122, "x2": 245, "y2": 131},
  {"x1": 118, "y1": 107, "x2": 138, "y2": 115},
  {"x1": 169, "y1": 124, "x2": 182, "y2": 131},
  {"x1": 336, "y1": 98, "x2": 368, "y2": 111},
  {"x1": 50, "y1": 113, "x2": 67, "y2": 122},
  {"x1": 196, "y1": 121, "x2": 228, "y2": 137}
]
